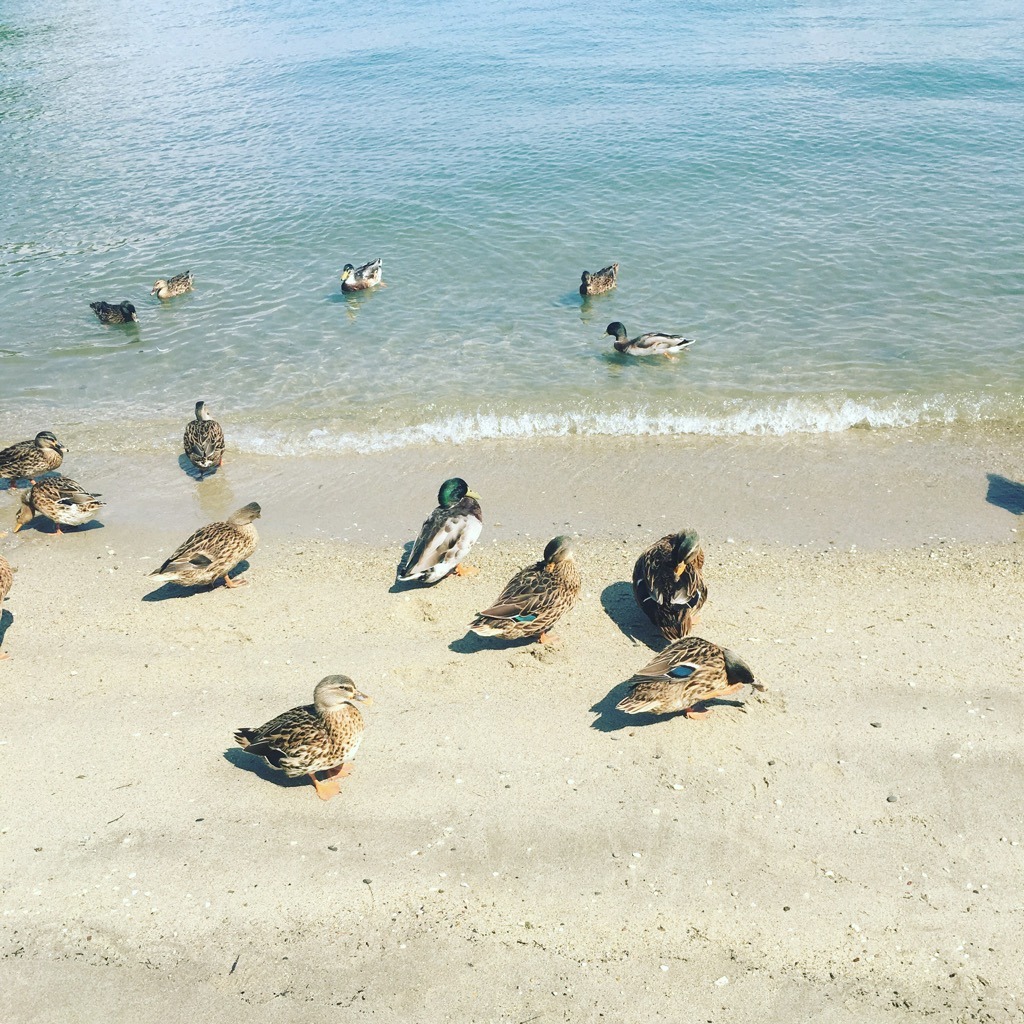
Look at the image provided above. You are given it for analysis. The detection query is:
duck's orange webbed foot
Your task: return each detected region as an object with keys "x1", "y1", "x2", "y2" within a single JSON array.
[
  {"x1": 309, "y1": 772, "x2": 341, "y2": 801},
  {"x1": 223, "y1": 574, "x2": 248, "y2": 589},
  {"x1": 453, "y1": 563, "x2": 479, "y2": 577}
]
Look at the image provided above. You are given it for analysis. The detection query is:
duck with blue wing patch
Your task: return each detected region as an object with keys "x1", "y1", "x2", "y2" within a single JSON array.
[
  {"x1": 617, "y1": 637, "x2": 763, "y2": 720},
  {"x1": 469, "y1": 536, "x2": 581, "y2": 644}
]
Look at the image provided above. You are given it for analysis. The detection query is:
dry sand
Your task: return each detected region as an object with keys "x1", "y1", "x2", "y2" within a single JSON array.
[{"x1": 1, "y1": 432, "x2": 1023, "y2": 1023}]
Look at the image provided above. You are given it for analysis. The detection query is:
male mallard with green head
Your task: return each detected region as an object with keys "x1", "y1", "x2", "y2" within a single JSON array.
[
  {"x1": 580, "y1": 263, "x2": 618, "y2": 296},
  {"x1": 183, "y1": 401, "x2": 225, "y2": 476},
  {"x1": 605, "y1": 322, "x2": 693, "y2": 356},
  {"x1": 340, "y1": 258, "x2": 383, "y2": 292},
  {"x1": 148, "y1": 502, "x2": 261, "y2": 589},
  {"x1": 234, "y1": 675, "x2": 373, "y2": 801},
  {"x1": 151, "y1": 270, "x2": 194, "y2": 299},
  {"x1": 632, "y1": 530, "x2": 707, "y2": 641},
  {"x1": 0, "y1": 431, "x2": 67, "y2": 487},
  {"x1": 15, "y1": 478, "x2": 105, "y2": 535},
  {"x1": 469, "y1": 536, "x2": 581, "y2": 643},
  {"x1": 617, "y1": 637, "x2": 762, "y2": 720},
  {"x1": 398, "y1": 477, "x2": 483, "y2": 584}
]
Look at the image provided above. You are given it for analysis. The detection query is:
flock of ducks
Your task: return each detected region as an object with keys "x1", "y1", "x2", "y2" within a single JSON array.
[
  {"x1": 87, "y1": 260, "x2": 696, "y2": 357},
  {"x1": 1, "y1": 259, "x2": 731, "y2": 799}
]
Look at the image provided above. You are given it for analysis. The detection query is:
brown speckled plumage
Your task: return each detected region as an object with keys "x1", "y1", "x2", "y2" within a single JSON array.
[
  {"x1": 469, "y1": 536, "x2": 581, "y2": 642},
  {"x1": 148, "y1": 502, "x2": 260, "y2": 588},
  {"x1": 632, "y1": 530, "x2": 707, "y2": 641},
  {"x1": 579, "y1": 263, "x2": 618, "y2": 296},
  {"x1": 617, "y1": 637, "x2": 762, "y2": 719},
  {"x1": 234, "y1": 675, "x2": 372, "y2": 799},
  {"x1": 0, "y1": 432, "x2": 67, "y2": 486},
  {"x1": 15, "y1": 477, "x2": 105, "y2": 533},
  {"x1": 151, "y1": 271, "x2": 194, "y2": 299},
  {"x1": 183, "y1": 401, "x2": 225, "y2": 474},
  {"x1": 90, "y1": 301, "x2": 138, "y2": 324}
]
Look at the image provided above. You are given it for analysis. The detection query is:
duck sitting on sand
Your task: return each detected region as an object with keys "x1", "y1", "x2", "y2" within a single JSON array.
[
  {"x1": 398, "y1": 477, "x2": 483, "y2": 584},
  {"x1": 151, "y1": 270, "x2": 194, "y2": 299},
  {"x1": 14, "y1": 478, "x2": 105, "y2": 535},
  {"x1": 0, "y1": 431, "x2": 67, "y2": 487},
  {"x1": 632, "y1": 530, "x2": 707, "y2": 641},
  {"x1": 183, "y1": 401, "x2": 225, "y2": 476},
  {"x1": 90, "y1": 300, "x2": 138, "y2": 324},
  {"x1": 580, "y1": 263, "x2": 618, "y2": 296},
  {"x1": 148, "y1": 502, "x2": 261, "y2": 590},
  {"x1": 469, "y1": 536, "x2": 581, "y2": 644},
  {"x1": 617, "y1": 637, "x2": 762, "y2": 720},
  {"x1": 605, "y1": 321, "x2": 693, "y2": 356},
  {"x1": 340, "y1": 258, "x2": 383, "y2": 292},
  {"x1": 234, "y1": 675, "x2": 373, "y2": 801}
]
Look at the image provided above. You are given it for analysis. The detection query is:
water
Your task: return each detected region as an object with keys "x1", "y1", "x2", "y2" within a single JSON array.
[{"x1": 2, "y1": 0, "x2": 1023, "y2": 454}]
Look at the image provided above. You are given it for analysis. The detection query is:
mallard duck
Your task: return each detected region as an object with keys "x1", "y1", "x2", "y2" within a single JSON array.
[
  {"x1": 617, "y1": 637, "x2": 762, "y2": 720},
  {"x1": 0, "y1": 431, "x2": 67, "y2": 487},
  {"x1": 183, "y1": 401, "x2": 225, "y2": 476},
  {"x1": 398, "y1": 477, "x2": 483, "y2": 584},
  {"x1": 148, "y1": 501, "x2": 261, "y2": 589},
  {"x1": 580, "y1": 263, "x2": 618, "y2": 296},
  {"x1": 234, "y1": 675, "x2": 372, "y2": 801},
  {"x1": 90, "y1": 301, "x2": 138, "y2": 324},
  {"x1": 151, "y1": 270, "x2": 194, "y2": 299},
  {"x1": 469, "y1": 535, "x2": 581, "y2": 643},
  {"x1": 633, "y1": 530, "x2": 707, "y2": 641},
  {"x1": 605, "y1": 321, "x2": 693, "y2": 356},
  {"x1": 0, "y1": 554, "x2": 12, "y2": 661},
  {"x1": 14, "y1": 477, "x2": 105, "y2": 535},
  {"x1": 339, "y1": 258, "x2": 383, "y2": 292}
]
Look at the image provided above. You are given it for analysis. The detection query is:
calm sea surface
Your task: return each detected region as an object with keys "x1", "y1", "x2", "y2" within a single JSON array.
[{"x1": 1, "y1": 0, "x2": 1023, "y2": 453}]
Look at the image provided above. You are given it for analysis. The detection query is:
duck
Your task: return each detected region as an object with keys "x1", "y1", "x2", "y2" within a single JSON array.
[
  {"x1": 605, "y1": 321, "x2": 693, "y2": 356},
  {"x1": 183, "y1": 401, "x2": 225, "y2": 476},
  {"x1": 151, "y1": 270, "x2": 194, "y2": 299},
  {"x1": 339, "y1": 258, "x2": 383, "y2": 292},
  {"x1": 234, "y1": 675, "x2": 372, "y2": 801},
  {"x1": 0, "y1": 431, "x2": 67, "y2": 487},
  {"x1": 0, "y1": 554, "x2": 12, "y2": 661},
  {"x1": 148, "y1": 501, "x2": 261, "y2": 589},
  {"x1": 14, "y1": 477, "x2": 105, "y2": 535},
  {"x1": 398, "y1": 478, "x2": 483, "y2": 584},
  {"x1": 90, "y1": 301, "x2": 138, "y2": 324},
  {"x1": 617, "y1": 637, "x2": 762, "y2": 720},
  {"x1": 469, "y1": 535, "x2": 581, "y2": 643},
  {"x1": 580, "y1": 263, "x2": 618, "y2": 296},
  {"x1": 632, "y1": 530, "x2": 707, "y2": 641}
]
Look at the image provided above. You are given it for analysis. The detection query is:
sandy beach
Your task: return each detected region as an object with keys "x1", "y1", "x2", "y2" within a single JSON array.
[{"x1": 1, "y1": 432, "x2": 1023, "y2": 1023}]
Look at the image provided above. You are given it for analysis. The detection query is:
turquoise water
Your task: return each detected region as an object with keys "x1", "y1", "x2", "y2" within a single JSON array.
[{"x1": 2, "y1": 0, "x2": 1023, "y2": 452}]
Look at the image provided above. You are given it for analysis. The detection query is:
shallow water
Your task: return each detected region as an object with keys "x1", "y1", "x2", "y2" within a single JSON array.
[{"x1": 2, "y1": 0, "x2": 1023, "y2": 452}]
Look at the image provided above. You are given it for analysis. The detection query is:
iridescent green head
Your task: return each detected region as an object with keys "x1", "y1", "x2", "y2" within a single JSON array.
[
  {"x1": 437, "y1": 477, "x2": 479, "y2": 507},
  {"x1": 671, "y1": 529, "x2": 701, "y2": 563}
]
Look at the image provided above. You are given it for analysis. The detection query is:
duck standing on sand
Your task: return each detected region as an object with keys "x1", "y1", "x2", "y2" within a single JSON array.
[
  {"x1": 339, "y1": 258, "x2": 383, "y2": 292},
  {"x1": 617, "y1": 637, "x2": 762, "y2": 720},
  {"x1": 151, "y1": 270, "x2": 194, "y2": 299},
  {"x1": 469, "y1": 536, "x2": 581, "y2": 644},
  {"x1": 183, "y1": 401, "x2": 225, "y2": 476},
  {"x1": 0, "y1": 431, "x2": 67, "y2": 487},
  {"x1": 148, "y1": 502, "x2": 261, "y2": 590},
  {"x1": 398, "y1": 478, "x2": 483, "y2": 584},
  {"x1": 605, "y1": 321, "x2": 693, "y2": 356},
  {"x1": 90, "y1": 301, "x2": 138, "y2": 324},
  {"x1": 580, "y1": 263, "x2": 618, "y2": 296},
  {"x1": 14, "y1": 478, "x2": 105, "y2": 535},
  {"x1": 632, "y1": 530, "x2": 707, "y2": 641},
  {"x1": 234, "y1": 675, "x2": 373, "y2": 801},
  {"x1": 0, "y1": 554, "x2": 12, "y2": 660}
]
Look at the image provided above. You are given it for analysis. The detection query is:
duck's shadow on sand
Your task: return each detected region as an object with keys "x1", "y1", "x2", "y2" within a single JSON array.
[
  {"x1": 142, "y1": 561, "x2": 251, "y2": 602},
  {"x1": 388, "y1": 542, "x2": 417, "y2": 593},
  {"x1": 178, "y1": 453, "x2": 221, "y2": 480},
  {"x1": 222, "y1": 746, "x2": 309, "y2": 791},
  {"x1": 449, "y1": 632, "x2": 538, "y2": 654},
  {"x1": 590, "y1": 681, "x2": 746, "y2": 733},
  {"x1": 19, "y1": 518, "x2": 105, "y2": 536},
  {"x1": 600, "y1": 581, "x2": 662, "y2": 649},
  {"x1": 0, "y1": 608, "x2": 13, "y2": 650},
  {"x1": 986, "y1": 474, "x2": 1024, "y2": 516}
]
